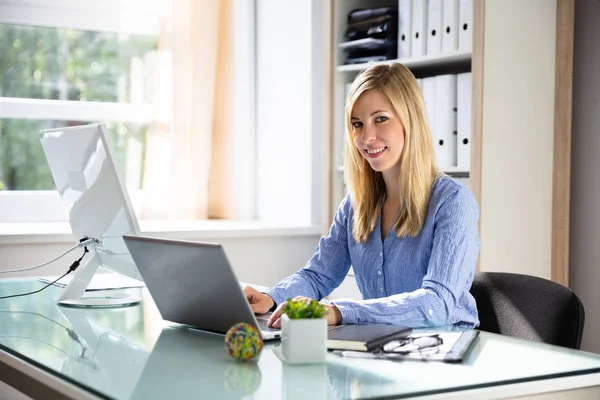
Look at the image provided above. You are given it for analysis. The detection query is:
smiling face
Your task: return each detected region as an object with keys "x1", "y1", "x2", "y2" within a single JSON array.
[{"x1": 350, "y1": 89, "x2": 405, "y2": 174}]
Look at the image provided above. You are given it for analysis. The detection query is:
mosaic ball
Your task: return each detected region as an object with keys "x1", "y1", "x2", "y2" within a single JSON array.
[{"x1": 225, "y1": 322, "x2": 263, "y2": 361}]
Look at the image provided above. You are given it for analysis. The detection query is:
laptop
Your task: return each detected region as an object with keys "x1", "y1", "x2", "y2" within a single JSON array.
[{"x1": 122, "y1": 235, "x2": 281, "y2": 340}]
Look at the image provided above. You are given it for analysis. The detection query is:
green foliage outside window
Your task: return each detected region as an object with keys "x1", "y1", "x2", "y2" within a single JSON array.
[{"x1": 0, "y1": 24, "x2": 156, "y2": 191}]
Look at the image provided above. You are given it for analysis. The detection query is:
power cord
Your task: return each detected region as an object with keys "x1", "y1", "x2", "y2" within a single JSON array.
[
  {"x1": 0, "y1": 238, "x2": 94, "y2": 275},
  {"x1": 0, "y1": 245, "x2": 89, "y2": 300}
]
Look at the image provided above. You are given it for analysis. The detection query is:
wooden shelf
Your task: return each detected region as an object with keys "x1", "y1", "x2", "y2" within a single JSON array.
[
  {"x1": 442, "y1": 166, "x2": 470, "y2": 175},
  {"x1": 336, "y1": 50, "x2": 472, "y2": 73}
]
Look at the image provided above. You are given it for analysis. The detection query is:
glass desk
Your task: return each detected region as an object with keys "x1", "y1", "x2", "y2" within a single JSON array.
[{"x1": 1, "y1": 277, "x2": 600, "y2": 400}]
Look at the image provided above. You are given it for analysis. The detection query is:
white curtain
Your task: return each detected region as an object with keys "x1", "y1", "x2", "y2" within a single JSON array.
[{"x1": 140, "y1": 0, "x2": 237, "y2": 220}]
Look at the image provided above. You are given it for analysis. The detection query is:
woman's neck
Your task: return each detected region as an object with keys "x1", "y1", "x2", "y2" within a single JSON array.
[{"x1": 382, "y1": 168, "x2": 400, "y2": 203}]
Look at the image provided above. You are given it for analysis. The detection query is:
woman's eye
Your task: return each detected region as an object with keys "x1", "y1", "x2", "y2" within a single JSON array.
[
  {"x1": 375, "y1": 116, "x2": 388, "y2": 123},
  {"x1": 352, "y1": 121, "x2": 363, "y2": 128}
]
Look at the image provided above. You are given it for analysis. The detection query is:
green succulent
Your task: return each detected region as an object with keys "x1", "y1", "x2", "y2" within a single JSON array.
[{"x1": 282, "y1": 298, "x2": 327, "y2": 319}]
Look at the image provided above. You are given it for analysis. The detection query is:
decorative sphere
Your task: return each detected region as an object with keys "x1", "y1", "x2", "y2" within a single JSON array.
[{"x1": 225, "y1": 322, "x2": 263, "y2": 361}]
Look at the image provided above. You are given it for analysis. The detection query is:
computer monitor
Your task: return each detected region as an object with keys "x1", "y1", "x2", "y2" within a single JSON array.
[{"x1": 40, "y1": 123, "x2": 143, "y2": 307}]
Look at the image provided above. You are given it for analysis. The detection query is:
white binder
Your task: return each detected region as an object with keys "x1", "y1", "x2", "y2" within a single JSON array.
[
  {"x1": 398, "y1": 0, "x2": 412, "y2": 59},
  {"x1": 422, "y1": 77, "x2": 436, "y2": 134},
  {"x1": 442, "y1": 0, "x2": 459, "y2": 52},
  {"x1": 458, "y1": 0, "x2": 473, "y2": 51},
  {"x1": 426, "y1": 0, "x2": 442, "y2": 56},
  {"x1": 457, "y1": 72, "x2": 471, "y2": 169},
  {"x1": 411, "y1": 0, "x2": 428, "y2": 57},
  {"x1": 433, "y1": 74, "x2": 457, "y2": 168}
]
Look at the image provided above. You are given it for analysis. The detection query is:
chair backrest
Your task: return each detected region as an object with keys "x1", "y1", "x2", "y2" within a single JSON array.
[{"x1": 470, "y1": 272, "x2": 585, "y2": 349}]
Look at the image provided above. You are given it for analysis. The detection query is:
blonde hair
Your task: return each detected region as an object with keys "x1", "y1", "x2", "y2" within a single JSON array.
[{"x1": 345, "y1": 63, "x2": 439, "y2": 242}]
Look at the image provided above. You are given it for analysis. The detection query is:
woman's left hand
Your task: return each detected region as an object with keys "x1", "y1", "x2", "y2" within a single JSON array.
[{"x1": 267, "y1": 296, "x2": 342, "y2": 328}]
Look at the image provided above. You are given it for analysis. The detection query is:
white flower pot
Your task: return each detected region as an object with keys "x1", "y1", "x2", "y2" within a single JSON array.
[{"x1": 281, "y1": 314, "x2": 327, "y2": 364}]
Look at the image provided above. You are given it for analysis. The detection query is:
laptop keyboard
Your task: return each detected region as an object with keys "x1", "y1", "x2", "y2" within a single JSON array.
[{"x1": 257, "y1": 318, "x2": 279, "y2": 332}]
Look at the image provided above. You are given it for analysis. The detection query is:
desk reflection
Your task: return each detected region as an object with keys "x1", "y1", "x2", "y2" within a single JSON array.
[
  {"x1": 130, "y1": 326, "x2": 263, "y2": 399},
  {"x1": 56, "y1": 306, "x2": 149, "y2": 399},
  {"x1": 131, "y1": 326, "x2": 402, "y2": 400}
]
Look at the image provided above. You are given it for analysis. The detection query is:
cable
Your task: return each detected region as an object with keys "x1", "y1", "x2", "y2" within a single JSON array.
[
  {"x1": 0, "y1": 247, "x2": 89, "y2": 300},
  {"x1": 0, "y1": 310, "x2": 87, "y2": 357},
  {"x1": 0, "y1": 238, "x2": 94, "y2": 275}
]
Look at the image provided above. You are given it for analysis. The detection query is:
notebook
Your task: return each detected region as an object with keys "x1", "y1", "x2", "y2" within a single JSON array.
[{"x1": 327, "y1": 324, "x2": 412, "y2": 352}]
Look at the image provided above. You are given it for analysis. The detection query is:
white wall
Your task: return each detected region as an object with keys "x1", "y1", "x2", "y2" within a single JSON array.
[
  {"x1": 479, "y1": 0, "x2": 557, "y2": 278},
  {"x1": 569, "y1": 0, "x2": 600, "y2": 353},
  {"x1": 0, "y1": 233, "x2": 321, "y2": 288}
]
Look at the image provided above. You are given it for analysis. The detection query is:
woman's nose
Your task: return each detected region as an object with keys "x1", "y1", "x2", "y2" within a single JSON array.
[{"x1": 361, "y1": 125, "x2": 376, "y2": 143}]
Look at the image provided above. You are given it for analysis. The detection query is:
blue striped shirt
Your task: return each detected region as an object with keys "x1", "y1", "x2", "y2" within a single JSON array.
[{"x1": 266, "y1": 174, "x2": 480, "y2": 328}]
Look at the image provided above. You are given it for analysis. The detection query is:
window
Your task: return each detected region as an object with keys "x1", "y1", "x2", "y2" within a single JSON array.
[
  {"x1": 0, "y1": 0, "x2": 262, "y2": 224},
  {"x1": 0, "y1": 0, "x2": 321, "y2": 228},
  {"x1": 0, "y1": 0, "x2": 160, "y2": 223}
]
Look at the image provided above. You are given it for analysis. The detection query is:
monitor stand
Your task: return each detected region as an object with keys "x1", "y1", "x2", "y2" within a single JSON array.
[{"x1": 56, "y1": 250, "x2": 141, "y2": 308}]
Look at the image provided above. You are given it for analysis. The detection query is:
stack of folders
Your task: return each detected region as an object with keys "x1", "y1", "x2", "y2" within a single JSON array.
[
  {"x1": 416, "y1": 72, "x2": 472, "y2": 171},
  {"x1": 398, "y1": 0, "x2": 473, "y2": 59},
  {"x1": 340, "y1": 7, "x2": 399, "y2": 65}
]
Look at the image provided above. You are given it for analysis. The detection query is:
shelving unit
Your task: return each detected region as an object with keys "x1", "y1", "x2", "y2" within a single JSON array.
[
  {"x1": 329, "y1": 0, "x2": 473, "y2": 219},
  {"x1": 322, "y1": 0, "x2": 575, "y2": 290}
]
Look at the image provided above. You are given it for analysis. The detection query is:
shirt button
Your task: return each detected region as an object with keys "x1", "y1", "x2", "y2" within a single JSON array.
[
  {"x1": 379, "y1": 252, "x2": 382, "y2": 257},
  {"x1": 428, "y1": 309, "x2": 433, "y2": 316},
  {"x1": 380, "y1": 288, "x2": 384, "y2": 292},
  {"x1": 377, "y1": 271, "x2": 382, "y2": 276}
]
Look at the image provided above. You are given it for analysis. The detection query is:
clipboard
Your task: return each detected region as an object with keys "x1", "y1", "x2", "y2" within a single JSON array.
[{"x1": 334, "y1": 330, "x2": 479, "y2": 363}]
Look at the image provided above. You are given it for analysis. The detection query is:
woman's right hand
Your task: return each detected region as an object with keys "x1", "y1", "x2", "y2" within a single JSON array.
[{"x1": 243, "y1": 286, "x2": 275, "y2": 314}]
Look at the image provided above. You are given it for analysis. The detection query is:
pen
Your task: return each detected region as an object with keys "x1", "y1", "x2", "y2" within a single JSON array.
[{"x1": 333, "y1": 350, "x2": 383, "y2": 359}]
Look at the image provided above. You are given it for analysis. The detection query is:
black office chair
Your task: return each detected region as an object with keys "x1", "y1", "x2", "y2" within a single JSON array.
[{"x1": 470, "y1": 272, "x2": 585, "y2": 349}]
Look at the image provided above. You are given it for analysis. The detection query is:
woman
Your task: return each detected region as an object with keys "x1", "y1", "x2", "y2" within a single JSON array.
[{"x1": 244, "y1": 63, "x2": 480, "y2": 329}]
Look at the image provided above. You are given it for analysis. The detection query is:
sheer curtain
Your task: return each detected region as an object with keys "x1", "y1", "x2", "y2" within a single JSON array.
[{"x1": 140, "y1": 0, "x2": 237, "y2": 220}]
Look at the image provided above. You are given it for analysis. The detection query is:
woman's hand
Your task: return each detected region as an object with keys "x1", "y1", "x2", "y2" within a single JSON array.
[
  {"x1": 267, "y1": 296, "x2": 342, "y2": 328},
  {"x1": 243, "y1": 286, "x2": 275, "y2": 314}
]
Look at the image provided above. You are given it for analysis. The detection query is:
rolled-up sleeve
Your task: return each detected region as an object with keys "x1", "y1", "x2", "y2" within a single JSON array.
[
  {"x1": 266, "y1": 195, "x2": 353, "y2": 306},
  {"x1": 332, "y1": 187, "x2": 480, "y2": 327}
]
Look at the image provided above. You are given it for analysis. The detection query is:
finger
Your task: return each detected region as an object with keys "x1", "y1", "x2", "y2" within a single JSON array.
[
  {"x1": 272, "y1": 317, "x2": 282, "y2": 329},
  {"x1": 268, "y1": 302, "x2": 286, "y2": 326}
]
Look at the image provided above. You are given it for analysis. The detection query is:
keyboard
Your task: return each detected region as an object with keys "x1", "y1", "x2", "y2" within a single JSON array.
[{"x1": 257, "y1": 318, "x2": 279, "y2": 332}]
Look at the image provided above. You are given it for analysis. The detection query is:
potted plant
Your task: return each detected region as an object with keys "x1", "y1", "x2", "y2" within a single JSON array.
[{"x1": 281, "y1": 298, "x2": 328, "y2": 364}]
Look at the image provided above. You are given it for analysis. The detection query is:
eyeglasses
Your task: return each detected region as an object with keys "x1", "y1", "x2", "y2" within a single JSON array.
[{"x1": 382, "y1": 334, "x2": 444, "y2": 355}]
